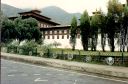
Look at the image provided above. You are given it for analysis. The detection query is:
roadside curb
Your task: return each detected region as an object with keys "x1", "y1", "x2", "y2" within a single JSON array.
[{"x1": 1, "y1": 52, "x2": 128, "y2": 78}]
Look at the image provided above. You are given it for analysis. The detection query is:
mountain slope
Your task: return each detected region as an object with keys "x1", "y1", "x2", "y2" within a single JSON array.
[
  {"x1": 1, "y1": 3, "x2": 81, "y2": 25},
  {"x1": 41, "y1": 6, "x2": 81, "y2": 25},
  {"x1": 1, "y1": 3, "x2": 24, "y2": 17}
]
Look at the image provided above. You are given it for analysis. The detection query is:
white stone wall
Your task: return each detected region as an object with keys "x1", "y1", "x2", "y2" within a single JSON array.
[{"x1": 44, "y1": 34, "x2": 121, "y2": 51}]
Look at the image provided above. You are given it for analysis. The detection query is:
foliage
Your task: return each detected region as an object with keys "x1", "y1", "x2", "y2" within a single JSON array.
[
  {"x1": 90, "y1": 13, "x2": 100, "y2": 51},
  {"x1": 1, "y1": 18, "x2": 16, "y2": 43},
  {"x1": 70, "y1": 16, "x2": 77, "y2": 51},
  {"x1": 121, "y1": 5, "x2": 128, "y2": 52},
  {"x1": 1, "y1": 12, "x2": 15, "y2": 43},
  {"x1": 14, "y1": 17, "x2": 42, "y2": 42},
  {"x1": 19, "y1": 40, "x2": 38, "y2": 55},
  {"x1": 1, "y1": 16, "x2": 42, "y2": 44},
  {"x1": 6, "y1": 40, "x2": 20, "y2": 53},
  {"x1": 106, "y1": 0, "x2": 123, "y2": 52},
  {"x1": 19, "y1": 40, "x2": 38, "y2": 51},
  {"x1": 80, "y1": 10, "x2": 90, "y2": 51},
  {"x1": 37, "y1": 43, "x2": 55, "y2": 57},
  {"x1": 50, "y1": 48, "x2": 128, "y2": 56},
  {"x1": 7, "y1": 41, "x2": 19, "y2": 48},
  {"x1": 99, "y1": 12, "x2": 107, "y2": 52}
]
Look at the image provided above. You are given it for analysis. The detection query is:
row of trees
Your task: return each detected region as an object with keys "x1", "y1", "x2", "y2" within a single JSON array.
[
  {"x1": 70, "y1": 0, "x2": 128, "y2": 52},
  {"x1": 1, "y1": 14, "x2": 42, "y2": 44}
]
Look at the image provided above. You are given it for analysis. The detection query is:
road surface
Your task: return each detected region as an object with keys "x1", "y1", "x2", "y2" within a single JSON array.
[{"x1": 1, "y1": 59, "x2": 128, "y2": 84}]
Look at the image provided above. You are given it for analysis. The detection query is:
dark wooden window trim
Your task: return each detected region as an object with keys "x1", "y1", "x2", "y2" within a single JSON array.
[
  {"x1": 52, "y1": 31, "x2": 54, "y2": 34},
  {"x1": 62, "y1": 35, "x2": 64, "y2": 39},
  {"x1": 62, "y1": 30, "x2": 64, "y2": 34},
  {"x1": 67, "y1": 30, "x2": 69, "y2": 34},
  {"x1": 47, "y1": 31, "x2": 50, "y2": 34},
  {"x1": 48, "y1": 35, "x2": 50, "y2": 39},
  {"x1": 67, "y1": 35, "x2": 69, "y2": 39},
  {"x1": 57, "y1": 30, "x2": 59, "y2": 34},
  {"x1": 57, "y1": 35, "x2": 59, "y2": 39},
  {"x1": 52, "y1": 35, "x2": 54, "y2": 39}
]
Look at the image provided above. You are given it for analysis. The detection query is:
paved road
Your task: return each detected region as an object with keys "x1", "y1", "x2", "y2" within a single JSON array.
[{"x1": 1, "y1": 59, "x2": 128, "y2": 84}]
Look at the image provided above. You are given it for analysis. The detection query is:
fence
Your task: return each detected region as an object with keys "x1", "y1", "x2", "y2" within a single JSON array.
[{"x1": 1, "y1": 46, "x2": 128, "y2": 66}]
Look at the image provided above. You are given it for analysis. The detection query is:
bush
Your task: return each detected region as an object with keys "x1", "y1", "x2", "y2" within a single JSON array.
[
  {"x1": 38, "y1": 43, "x2": 54, "y2": 57},
  {"x1": 6, "y1": 40, "x2": 19, "y2": 53},
  {"x1": 19, "y1": 40, "x2": 38, "y2": 55}
]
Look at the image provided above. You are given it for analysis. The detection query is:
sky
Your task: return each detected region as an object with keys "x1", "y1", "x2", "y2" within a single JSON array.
[{"x1": 1, "y1": 0, "x2": 126, "y2": 15}]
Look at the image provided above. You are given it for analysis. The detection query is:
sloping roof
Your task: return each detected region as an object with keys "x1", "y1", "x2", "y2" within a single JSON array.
[
  {"x1": 8, "y1": 10, "x2": 60, "y2": 25},
  {"x1": 18, "y1": 11, "x2": 51, "y2": 20}
]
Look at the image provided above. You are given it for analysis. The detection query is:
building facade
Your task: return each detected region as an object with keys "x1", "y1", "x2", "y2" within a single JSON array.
[
  {"x1": 9, "y1": 10, "x2": 121, "y2": 51},
  {"x1": 9, "y1": 10, "x2": 60, "y2": 28}
]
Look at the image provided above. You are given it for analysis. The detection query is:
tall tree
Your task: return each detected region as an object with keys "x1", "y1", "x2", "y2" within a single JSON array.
[
  {"x1": 70, "y1": 16, "x2": 77, "y2": 50},
  {"x1": 122, "y1": 5, "x2": 128, "y2": 52},
  {"x1": 1, "y1": 17, "x2": 16, "y2": 43},
  {"x1": 99, "y1": 12, "x2": 107, "y2": 52},
  {"x1": 90, "y1": 12, "x2": 100, "y2": 51},
  {"x1": 14, "y1": 17, "x2": 42, "y2": 43},
  {"x1": 80, "y1": 10, "x2": 90, "y2": 51},
  {"x1": 107, "y1": 0, "x2": 123, "y2": 52},
  {"x1": 14, "y1": 17, "x2": 25, "y2": 42}
]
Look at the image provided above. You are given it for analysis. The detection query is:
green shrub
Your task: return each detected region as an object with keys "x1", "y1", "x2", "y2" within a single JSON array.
[
  {"x1": 37, "y1": 43, "x2": 54, "y2": 57},
  {"x1": 19, "y1": 40, "x2": 38, "y2": 55},
  {"x1": 6, "y1": 40, "x2": 19, "y2": 53}
]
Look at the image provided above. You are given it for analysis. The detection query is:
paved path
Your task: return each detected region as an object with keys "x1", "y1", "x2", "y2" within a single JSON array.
[
  {"x1": 1, "y1": 52, "x2": 128, "y2": 78},
  {"x1": 1, "y1": 59, "x2": 128, "y2": 84}
]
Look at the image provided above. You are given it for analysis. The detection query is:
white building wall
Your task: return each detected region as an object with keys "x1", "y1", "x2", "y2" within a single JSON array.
[{"x1": 44, "y1": 34, "x2": 120, "y2": 51}]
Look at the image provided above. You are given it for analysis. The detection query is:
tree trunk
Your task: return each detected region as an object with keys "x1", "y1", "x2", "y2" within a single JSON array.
[
  {"x1": 91, "y1": 39, "x2": 94, "y2": 51},
  {"x1": 82, "y1": 37, "x2": 88, "y2": 51},
  {"x1": 72, "y1": 45, "x2": 75, "y2": 51},
  {"x1": 83, "y1": 42, "x2": 88, "y2": 51},
  {"x1": 110, "y1": 37, "x2": 115, "y2": 52},
  {"x1": 101, "y1": 34, "x2": 106, "y2": 52}
]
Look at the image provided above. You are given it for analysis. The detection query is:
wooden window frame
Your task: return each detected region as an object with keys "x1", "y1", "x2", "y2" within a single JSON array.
[{"x1": 57, "y1": 35, "x2": 59, "y2": 39}]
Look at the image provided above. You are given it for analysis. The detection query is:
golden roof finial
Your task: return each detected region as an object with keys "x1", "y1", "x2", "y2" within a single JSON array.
[{"x1": 31, "y1": 7, "x2": 41, "y2": 14}]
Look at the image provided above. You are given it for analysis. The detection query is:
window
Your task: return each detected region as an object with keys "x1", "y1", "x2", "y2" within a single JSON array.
[
  {"x1": 45, "y1": 31, "x2": 47, "y2": 34},
  {"x1": 57, "y1": 35, "x2": 59, "y2": 39},
  {"x1": 43, "y1": 31, "x2": 45, "y2": 34},
  {"x1": 41, "y1": 24, "x2": 44, "y2": 27},
  {"x1": 48, "y1": 35, "x2": 50, "y2": 39},
  {"x1": 62, "y1": 30, "x2": 64, "y2": 34},
  {"x1": 44, "y1": 24, "x2": 46, "y2": 27},
  {"x1": 54, "y1": 31, "x2": 57, "y2": 34},
  {"x1": 67, "y1": 35, "x2": 69, "y2": 39},
  {"x1": 52, "y1": 35, "x2": 54, "y2": 39},
  {"x1": 64, "y1": 30, "x2": 67, "y2": 33},
  {"x1": 62, "y1": 35, "x2": 64, "y2": 39},
  {"x1": 57, "y1": 30, "x2": 59, "y2": 34},
  {"x1": 50, "y1": 31, "x2": 52, "y2": 34},
  {"x1": 47, "y1": 31, "x2": 50, "y2": 34},
  {"x1": 67, "y1": 30, "x2": 69, "y2": 34},
  {"x1": 52, "y1": 31, "x2": 54, "y2": 34}
]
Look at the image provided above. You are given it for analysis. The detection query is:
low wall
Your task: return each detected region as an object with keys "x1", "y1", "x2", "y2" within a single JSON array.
[{"x1": 1, "y1": 52, "x2": 128, "y2": 78}]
